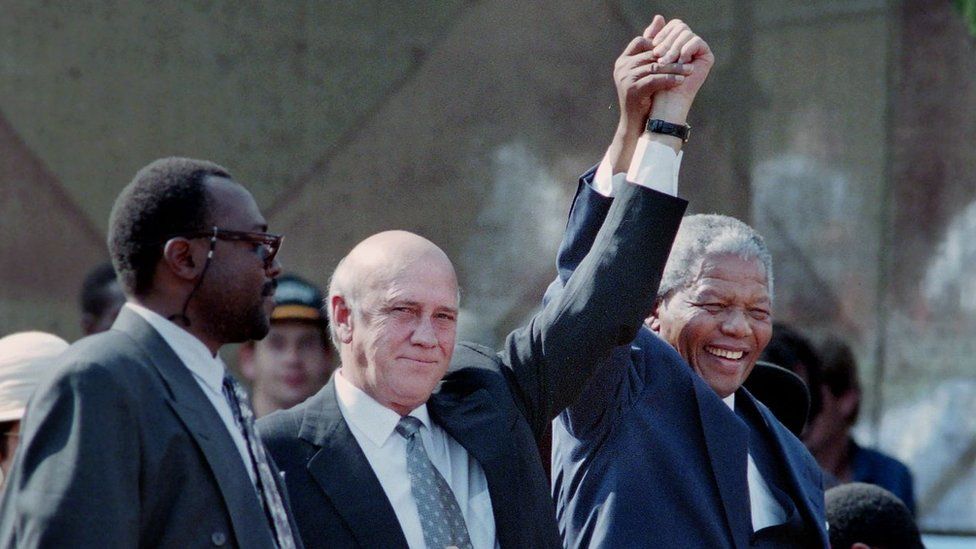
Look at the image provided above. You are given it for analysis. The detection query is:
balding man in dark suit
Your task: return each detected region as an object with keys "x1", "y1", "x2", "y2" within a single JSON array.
[{"x1": 256, "y1": 16, "x2": 699, "y2": 548}]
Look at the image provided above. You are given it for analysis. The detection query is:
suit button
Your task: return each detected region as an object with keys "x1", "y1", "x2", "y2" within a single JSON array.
[{"x1": 211, "y1": 532, "x2": 227, "y2": 546}]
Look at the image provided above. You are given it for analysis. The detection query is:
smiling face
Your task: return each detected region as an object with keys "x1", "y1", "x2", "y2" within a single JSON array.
[
  {"x1": 649, "y1": 253, "x2": 772, "y2": 398},
  {"x1": 331, "y1": 232, "x2": 459, "y2": 415}
]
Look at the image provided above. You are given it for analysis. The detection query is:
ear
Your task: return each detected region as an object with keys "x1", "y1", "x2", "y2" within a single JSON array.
[
  {"x1": 836, "y1": 387, "x2": 861, "y2": 419},
  {"x1": 162, "y1": 238, "x2": 205, "y2": 282},
  {"x1": 645, "y1": 298, "x2": 665, "y2": 333},
  {"x1": 331, "y1": 294, "x2": 355, "y2": 344},
  {"x1": 238, "y1": 342, "x2": 257, "y2": 380}
]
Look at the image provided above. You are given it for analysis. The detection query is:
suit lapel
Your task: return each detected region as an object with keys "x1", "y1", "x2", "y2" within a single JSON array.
[
  {"x1": 741, "y1": 390, "x2": 829, "y2": 547},
  {"x1": 300, "y1": 380, "x2": 408, "y2": 548},
  {"x1": 692, "y1": 379, "x2": 753, "y2": 548},
  {"x1": 112, "y1": 309, "x2": 275, "y2": 549},
  {"x1": 429, "y1": 387, "x2": 520, "y2": 549}
]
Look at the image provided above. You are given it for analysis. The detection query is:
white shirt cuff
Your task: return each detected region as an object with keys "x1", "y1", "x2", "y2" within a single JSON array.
[
  {"x1": 592, "y1": 151, "x2": 616, "y2": 197},
  {"x1": 592, "y1": 138, "x2": 682, "y2": 198},
  {"x1": 627, "y1": 136, "x2": 682, "y2": 196}
]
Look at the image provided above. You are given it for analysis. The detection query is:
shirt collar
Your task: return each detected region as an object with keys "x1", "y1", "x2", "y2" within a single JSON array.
[
  {"x1": 723, "y1": 392, "x2": 736, "y2": 411},
  {"x1": 334, "y1": 368, "x2": 431, "y2": 447},
  {"x1": 123, "y1": 302, "x2": 226, "y2": 392}
]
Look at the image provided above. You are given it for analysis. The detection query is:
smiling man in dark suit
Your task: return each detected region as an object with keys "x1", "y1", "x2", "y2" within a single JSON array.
[
  {"x1": 255, "y1": 16, "x2": 698, "y2": 548},
  {"x1": 548, "y1": 17, "x2": 828, "y2": 548},
  {"x1": 0, "y1": 158, "x2": 301, "y2": 548}
]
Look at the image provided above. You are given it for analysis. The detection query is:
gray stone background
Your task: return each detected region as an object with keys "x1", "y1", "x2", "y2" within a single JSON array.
[{"x1": 2, "y1": 0, "x2": 974, "y2": 533}]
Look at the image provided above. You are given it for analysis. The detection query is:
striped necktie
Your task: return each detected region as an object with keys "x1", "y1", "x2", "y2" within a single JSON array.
[{"x1": 222, "y1": 374, "x2": 297, "y2": 549}]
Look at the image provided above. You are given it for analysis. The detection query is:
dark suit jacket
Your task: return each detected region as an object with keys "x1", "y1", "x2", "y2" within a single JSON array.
[
  {"x1": 549, "y1": 172, "x2": 828, "y2": 548},
  {"x1": 850, "y1": 440, "x2": 916, "y2": 515},
  {"x1": 257, "y1": 179, "x2": 687, "y2": 548},
  {"x1": 0, "y1": 308, "x2": 300, "y2": 549}
]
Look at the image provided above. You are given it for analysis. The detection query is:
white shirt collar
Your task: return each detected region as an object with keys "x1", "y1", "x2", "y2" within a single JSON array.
[
  {"x1": 334, "y1": 368, "x2": 431, "y2": 447},
  {"x1": 723, "y1": 392, "x2": 736, "y2": 411},
  {"x1": 123, "y1": 302, "x2": 226, "y2": 392}
]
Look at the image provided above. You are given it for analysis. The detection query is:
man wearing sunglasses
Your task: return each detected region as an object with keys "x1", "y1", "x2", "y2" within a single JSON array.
[{"x1": 0, "y1": 158, "x2": 301, "y2": 549}]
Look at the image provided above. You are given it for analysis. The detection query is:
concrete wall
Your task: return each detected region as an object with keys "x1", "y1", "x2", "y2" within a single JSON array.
[{"x1": 3, "y1": 0, "x2": 976, "y2": 531}]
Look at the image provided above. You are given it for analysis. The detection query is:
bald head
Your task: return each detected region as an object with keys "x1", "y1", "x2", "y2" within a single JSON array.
[
  {"x1": 329, "y1": 231, "x2": 457, "y2": 341},
  {"x1": 328, "y1": 231, "x2": 460, "y2": 415}
]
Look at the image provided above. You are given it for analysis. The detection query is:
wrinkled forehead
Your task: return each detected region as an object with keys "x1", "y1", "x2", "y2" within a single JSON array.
[
  {"x1": 352, "y1": 249, "x2": 456, "y2": 301},
  {"x1": 689, "y1": 253, "x2": 770, "y2": 299}
]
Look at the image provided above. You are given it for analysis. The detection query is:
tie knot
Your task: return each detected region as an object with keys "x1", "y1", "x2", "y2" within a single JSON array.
[{"x1": 395, "y1": 416, "x2": 422, "y2": 439}]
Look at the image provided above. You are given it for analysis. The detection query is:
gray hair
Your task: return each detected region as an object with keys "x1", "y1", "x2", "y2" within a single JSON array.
[{"x1": 658, "y1": 214, "x2": 774, "y2": 301}]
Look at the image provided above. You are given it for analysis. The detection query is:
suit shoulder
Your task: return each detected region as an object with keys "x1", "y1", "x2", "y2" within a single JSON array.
[
  {"x1": 38, "y1": 331, "x2": 149, "y2": 389},
  {"x1": 629, "y1": 327, "x2": 694, "y2": 383},
  {"x1": 256, "y1": 401, "x2": 319, "y2": 475},
  {"x1": 54, "y1": 330, "x2": 151, "y2": 378},
  {"x1": 442, "y1": 342, "x2": 520, "y2": 400},
  {"x1": 257, "y1": 403, "x2": 304, "y2": 443},
  {"x1": 448, "y1": 341, "x2": 501, "y2": 373}
]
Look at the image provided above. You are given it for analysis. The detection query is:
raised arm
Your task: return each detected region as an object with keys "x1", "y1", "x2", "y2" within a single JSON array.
[
  {"x1": 511, "y1": 17, "x2": 714, "y2": 438},
  {"x1": 546, "y1": 16, "x2": 712, "y2": 301}
]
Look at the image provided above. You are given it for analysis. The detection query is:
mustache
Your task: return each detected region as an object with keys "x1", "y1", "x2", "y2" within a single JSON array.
[{"x1": 261, "y1": 279, "x2": 278, "y2": 297}]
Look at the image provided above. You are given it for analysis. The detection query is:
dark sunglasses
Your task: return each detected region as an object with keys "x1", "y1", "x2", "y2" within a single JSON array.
[{"x1": 179, "y1": 227, "x2": 284, "y2": 269}]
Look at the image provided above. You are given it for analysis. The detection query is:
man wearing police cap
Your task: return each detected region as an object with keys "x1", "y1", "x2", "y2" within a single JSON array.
[{"x1": 241, "y1": 274, "x2": 336, "y2": 418}]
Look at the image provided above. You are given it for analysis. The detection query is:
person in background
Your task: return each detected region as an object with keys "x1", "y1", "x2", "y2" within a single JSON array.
[
  {"x1": 0, "y1": 332, "x2": 69, "y2": 489},
  {"x1": 79, "y1": 261, "x2": 126, "y2": 336},
  {"x1": 807, "y1": 336, "x2": 916, "y2": 514},
  {"x1": 239, "y1": 274, "x2": 335, "y2": 418},
  {"x1": 825, "y1": 482, "x2": 922, "y2": 549},
  {"x1": 759, "y1": 321, "x2": 825, "y2": 432}
]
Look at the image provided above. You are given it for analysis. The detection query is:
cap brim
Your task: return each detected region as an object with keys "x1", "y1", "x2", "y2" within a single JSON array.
[
  {"x1": 271, "y1": 304, "x2": 323, "y2": 322},
  {"x1": 744, "y1": 361, "x2": 810, "y2": 437}
]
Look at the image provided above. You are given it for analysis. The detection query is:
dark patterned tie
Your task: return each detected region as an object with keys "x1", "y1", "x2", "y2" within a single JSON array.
[
  {"x1": 395, "y1": 416, "x2": 473, "y2": 549},
  {"x1": 222, "y1": 374, "x2": 297, "y2": 549}
]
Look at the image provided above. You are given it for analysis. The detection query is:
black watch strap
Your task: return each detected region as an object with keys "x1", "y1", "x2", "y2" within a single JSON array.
[{"x1": 645, "y1": 118, "x2": 691, "y2": 143}]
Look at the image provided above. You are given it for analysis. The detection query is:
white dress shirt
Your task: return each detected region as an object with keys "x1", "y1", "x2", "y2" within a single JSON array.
[
  {"x1": 592, "y1": 134, "x2": 683, "y2": 197},
  {"x1": 595, "y1": 139, "x2": 786, "y2": 533},
  {"x1": 334, "y1": 369, "x2": 498, "y2": 549},
  {"x1": 724, "y1": 392, "x2": 788, "y2": 531},
  {"x1": 124, "y1": 302, "x2": 257, "y2": 484}
]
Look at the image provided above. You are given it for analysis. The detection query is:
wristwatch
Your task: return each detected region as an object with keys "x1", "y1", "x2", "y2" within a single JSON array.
[{"x1": 645, "y1": 118, "x2": 691, "y2": 143}]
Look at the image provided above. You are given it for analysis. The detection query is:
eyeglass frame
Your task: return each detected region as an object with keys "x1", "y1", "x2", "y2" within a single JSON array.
[{"x1": 173, "y1": 226, "x2": 284, "y2": 269}]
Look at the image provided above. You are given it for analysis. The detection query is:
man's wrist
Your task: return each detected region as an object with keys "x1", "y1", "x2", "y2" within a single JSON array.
[
  {"x1": 607, "y1": 124, "x2": 641, "y2": 173},
  {"x1": 617, "y1": 117, "x2": 647, "y2": 143},
  {"x1": 648, "y1": 99, "x2": 690, "y2": 126}
]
